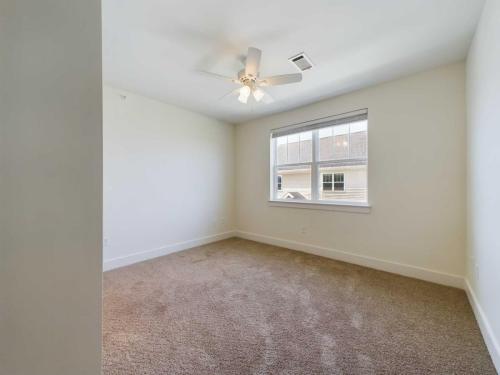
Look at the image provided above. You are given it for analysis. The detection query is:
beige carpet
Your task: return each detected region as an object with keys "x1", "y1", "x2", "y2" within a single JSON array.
[{"x1": 103, "y1": 238, "x2": 496, "y2": 374}]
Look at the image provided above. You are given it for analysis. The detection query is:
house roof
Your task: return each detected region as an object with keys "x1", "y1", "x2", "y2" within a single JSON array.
[{"x1": 283, "y1": 192, "x2": 306, "y2": 200}]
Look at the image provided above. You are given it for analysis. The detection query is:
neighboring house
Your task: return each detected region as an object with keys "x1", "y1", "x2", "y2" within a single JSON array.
[
  {"x1": 282, "y1": 191, "x2": 306, "y2": 200},
  {"x1": 276, "y1": 121, "x2": 367, "y2": 202}
]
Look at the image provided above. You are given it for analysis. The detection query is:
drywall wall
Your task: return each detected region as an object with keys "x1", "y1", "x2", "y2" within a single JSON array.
[
  {"x1": 236, "y1": 62, "x2": 466, "y2": 286},
  {"x1": 103, "y1": 86, "x2": 235, "y2": 269},
  {"x1": 0, "y1": 0, "x2": 102, "y2": 374},
  {"x1": 465, "y1": 0, "x2": 500, "y2": 369}
]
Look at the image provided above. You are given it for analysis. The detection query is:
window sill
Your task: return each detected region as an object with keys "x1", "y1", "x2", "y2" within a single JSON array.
[{"x1": 268, "y1": 199, "x2": 371, "y2": 213}]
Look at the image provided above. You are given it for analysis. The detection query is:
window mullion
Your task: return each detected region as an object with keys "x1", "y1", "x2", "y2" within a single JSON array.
[
  {"x1": 271, "y1": 137, "x2": 277, "y2": 200},
  {"x1": 311, "y1": 130, "x2": 319, "y2": 201},
  {"x1": 348, "y1": 124, "x2": 351, "y2": 159}
]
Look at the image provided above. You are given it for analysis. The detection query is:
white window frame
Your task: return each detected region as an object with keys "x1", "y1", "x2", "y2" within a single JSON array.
[{"x1": 269, "y1": 110, "x2": 370, "y2": 212}]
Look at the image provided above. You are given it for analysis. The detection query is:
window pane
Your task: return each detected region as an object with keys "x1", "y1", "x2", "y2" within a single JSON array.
[
  {"x1": 319, "y1": 121, "x2": 368, "y2": 161},
  {"x1": 288, "y1": 139, "x2": 300, "y2": 163},
  {"x1": 333, "y1": 124, "x2": 349, "y2": 136},
  {"x1": 277, "y1": 166, "x2": 311, "y2": 200},
  {"x1": 299, "y1": 132, "x2": 312, "y2": 162},
  {"x1": 319, "y1": 127, "x2": 334, "y2": 160},
  {"x1": 319, "y1": 166, "x2": 367, "y2": 202},
  {"x1": 333, "y1": 127, "x2": 349, "y2": 159},
  {"x1": 349, "y1": 120, "x2": 367, "y2": 159},
  {"x1": 276, "y1": 131, "x2": 312, "y2": 165},
  {"x1": 319, "y1": 125, "x2": 349, "y2": 160},
  {"x1": 276, "y1": 136, "x2": 287, "y2": 165}
]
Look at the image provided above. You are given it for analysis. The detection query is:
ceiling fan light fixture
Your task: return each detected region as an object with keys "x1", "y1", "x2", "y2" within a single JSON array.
[
  {"x1": 237, "y1": 94, "x2": 248, "y2": 104},
  {"x1": 253, "y1": 88, "x2": 265, "y2": 102},
  {"x1": 238, "y1": 85, "x2": 251, "y2": 104}
]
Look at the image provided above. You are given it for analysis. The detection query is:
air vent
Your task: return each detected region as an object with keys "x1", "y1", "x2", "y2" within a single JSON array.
[{"x1": 289, "y1": 53, "x2": 313, "y2": 71}]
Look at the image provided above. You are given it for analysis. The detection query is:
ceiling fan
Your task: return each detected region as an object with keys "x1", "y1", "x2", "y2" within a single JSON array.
[{"x1": 202, "y1": 47, "x2": 302, "y2": 104}]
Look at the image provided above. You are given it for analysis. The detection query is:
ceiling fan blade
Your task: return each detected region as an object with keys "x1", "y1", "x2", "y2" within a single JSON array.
[
  {"x1": 199, "y1": 70, "x2": 240, "y2": 84},
  {"x1": 218, "y1": 87, "x2": 241, "y2": 101},
  {"x1": 259, "y1": 73, "x2": 302, "y2": 86},
  {"x1": 245, "y1": 47, "x2": 262, "y2": 77},
  {"x1": 261, "y1": 89, "x2": 275, "y2": 104}
]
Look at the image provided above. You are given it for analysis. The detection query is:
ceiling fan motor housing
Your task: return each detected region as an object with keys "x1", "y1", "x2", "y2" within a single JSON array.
[{"x1": 238, "y1": 69, "x2": 258, "y2": 87}]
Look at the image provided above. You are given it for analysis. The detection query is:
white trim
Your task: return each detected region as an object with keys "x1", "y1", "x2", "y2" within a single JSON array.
[
  {"x1": 268, "y1": 199, "x2": 371, "y2": 213},
  {"x1": 311, "y1": 130, "x2": 320, "y2": 201},
  {"x1": 234, "y1": 230, "x2": 463, "y2": 288},
  {"x1": 103, "y1": 231, "x2": 236, "y2": 271},
  {"x1": 464, "y1": 279, "x2": 500, "y2": 372}
]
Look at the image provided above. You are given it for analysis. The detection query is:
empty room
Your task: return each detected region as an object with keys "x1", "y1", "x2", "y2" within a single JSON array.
[{"x1": 2, "y1": 0, "x2": 500, "y2": 374}]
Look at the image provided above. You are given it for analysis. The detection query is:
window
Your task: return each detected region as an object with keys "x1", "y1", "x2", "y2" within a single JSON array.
[
  {"x1": 270, "y1": 110, "x2": 368, "y2": 204},
  {"x1": 334, "y1": 173, "x2": 344, "y2": 191},
  {"x1": 322, "y1": 174, "x2": 333, "y2": 191}
]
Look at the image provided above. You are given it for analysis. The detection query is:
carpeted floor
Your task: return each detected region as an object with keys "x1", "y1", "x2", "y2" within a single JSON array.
[{"x1": 103, "y1": 238, "x2": 496, "y2": 374}]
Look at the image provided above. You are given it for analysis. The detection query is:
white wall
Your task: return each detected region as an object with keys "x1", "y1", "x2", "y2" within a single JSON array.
[
  {"x1": 103, "y1": 86, "x2": 235, "y2": 269},
  {"x1": 466, "y1": 0, "x2": 500, "y2": 369},
  {"x1": 0, "y1": 0, "x2": 102, "y2": 374},
  {"x1": 236, "y1": 63, "x2": 466, "y2": 286}
]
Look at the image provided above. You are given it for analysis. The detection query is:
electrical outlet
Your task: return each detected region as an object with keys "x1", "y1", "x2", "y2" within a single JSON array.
[
  {"x1": 104, "y1": 238, "x2": 109, "y2": 247},
  {"x1": 300, "y1": 226, "x2": 307, "y2": 235}
]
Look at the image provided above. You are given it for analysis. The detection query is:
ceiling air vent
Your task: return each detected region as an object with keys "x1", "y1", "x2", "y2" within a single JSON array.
[{"x1": 289, "y1": 52, "x2": 313, "y2": 71}]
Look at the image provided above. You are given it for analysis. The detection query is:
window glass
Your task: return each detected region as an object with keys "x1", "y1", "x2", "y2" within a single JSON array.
[
  {"x1": 276, "y1": 132, "x2": 312, "y2": 165},
  {"x1": 318, "y1": 166, "x2": 366, "y2": 202},
  {"x1": 276, "y1": 166, "x2": 311, "y2": 200},
  {"x1": 333, "y1": 125, "x2": 349, "y2": 160},
  {"x1": 319, "y1": 120, "x2": 368, "y2": 161},
  {"x1": 272, "y1": 113, "x2": 368, "y2": 204}
]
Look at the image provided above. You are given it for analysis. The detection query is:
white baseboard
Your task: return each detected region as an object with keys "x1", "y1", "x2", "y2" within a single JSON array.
[
  {"x1": 464, "y1": 279, "x2": 500, "y2": 372},
  {"x1": 234, "y1": 230, "x2": 464, "y2": 289},
  {"x1": 103, "y1": 231, "x2": 236, "y2": 271}
]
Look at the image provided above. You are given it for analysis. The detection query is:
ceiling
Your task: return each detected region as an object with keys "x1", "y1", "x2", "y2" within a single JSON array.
[{"x1": 102, "y1": 0, "x2": 485, "y2": 124}]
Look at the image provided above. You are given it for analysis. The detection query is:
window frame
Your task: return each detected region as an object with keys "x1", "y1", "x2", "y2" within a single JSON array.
[{"x1": 269, "y1": 111, "x2": 370, "y2": 209}]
